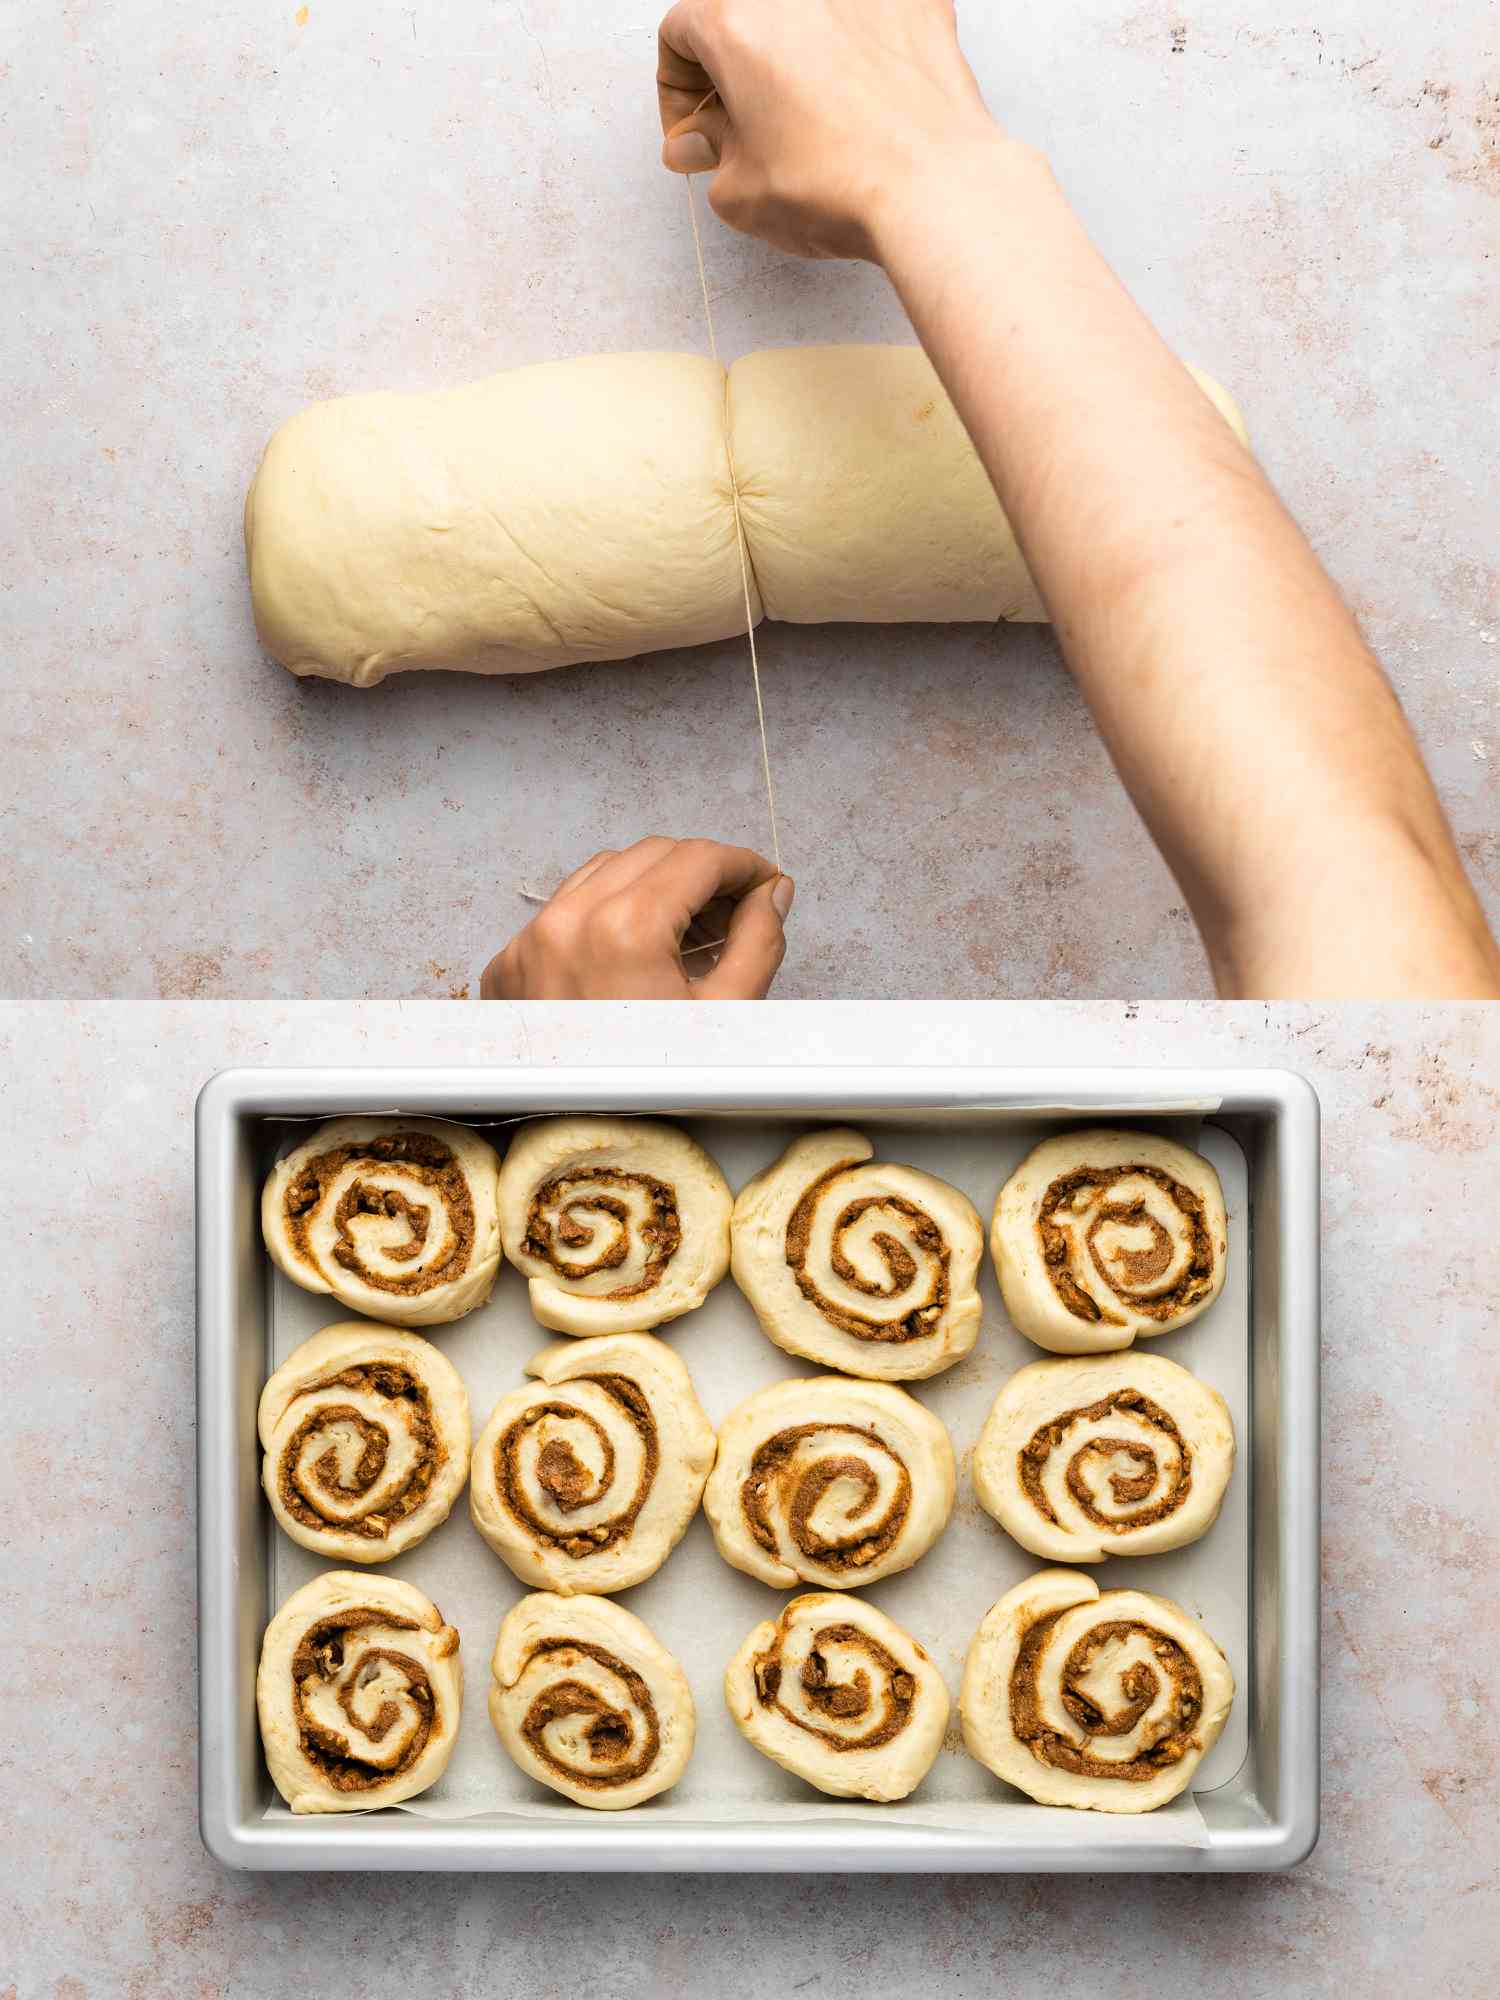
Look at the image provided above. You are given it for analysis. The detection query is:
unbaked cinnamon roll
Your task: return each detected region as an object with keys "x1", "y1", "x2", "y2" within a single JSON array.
[
  {"x1": 262, "y1": 1116, "x2": 502, "y2": 1328},
  {"x1": 704, "y1": 1376, "x2": 954, "y2": 1589},
  {"x1": 259, "y1": 1321, "x2": 471, "y2": 1562},
  {"x1": 731, "y1": 1128, "x2": 984, "y2": 1379},
  {"x1": 961, "y1": 1569, "x2": 1234, "y2": 1813},
  {"x1": 991, "y1": 1130, "x2": 1227, "y2": 1353},
  {"x1": 489, "y1": 1593, "x2": 695, "y2": 1809},
  {"x1": 973, "y1": 1353, "x2": 1235, "y2": 1563},
  {"x1": 257, "y1": 1571, "x2": 463, "y2": 1813},
  {"x1": 497, "y1": 1117, "x2": 732, "y2": 1336},
  {"x1": 469, "y1": 1333, "x2": 715, "y2": 1594},
  {"x1": 726, "y1": 1592, "x2": 949, "y2": 1800}
]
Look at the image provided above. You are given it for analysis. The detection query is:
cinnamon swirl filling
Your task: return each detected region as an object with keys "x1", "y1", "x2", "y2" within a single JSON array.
[
  {"x1": 496, "y1": 1374, "x2": 659, "y2": 1560},
  {"x1": 786, "y1": 1170, "x2": 950, "y2": 1345},
  {"x1": 523, "y1": 1170, "x2": 681, "y2": 1301},
  {"x1": 1039, "y1": 1164, "x2": 1215, "y2": 1328},
  {"x1": 283, "y1": 1131, "x2": 476, "y2": 1299},
  {"x1": 276, "y1": 1362, "x2": 442, "y2": 1543},
  {"x1": 290, "y1": 1608, "x2": 438, "y2": 1793}
]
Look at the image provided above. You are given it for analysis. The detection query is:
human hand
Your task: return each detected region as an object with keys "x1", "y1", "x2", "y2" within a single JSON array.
[
  {"x1": 657, "y1": 0, "x2": 998, "y2": 261},
  {"x1": 480, "y1": 837, "x2": 794, "y2": 999}
]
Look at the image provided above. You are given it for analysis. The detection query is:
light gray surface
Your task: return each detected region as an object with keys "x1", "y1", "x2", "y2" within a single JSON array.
[
  {"x1": 4, "y1": 1000, "x2": 1497, "y2": 1993},
  {"x1": 5, "y1": 2, "x2": 1498, "y2": 998}
]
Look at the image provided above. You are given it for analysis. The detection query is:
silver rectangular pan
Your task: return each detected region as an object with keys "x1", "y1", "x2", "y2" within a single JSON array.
[{"x1": 197, "y1": 1065, "x2": 1319, "y2": 1872}]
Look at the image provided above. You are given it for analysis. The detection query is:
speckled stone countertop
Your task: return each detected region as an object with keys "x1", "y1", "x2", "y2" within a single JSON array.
[
  {"x1": 4, "y1": 999, "x2": 1496, "y2": 1996},
  {"x1": 6, "y1": 3, "x2": 1498, "y2": 998}
]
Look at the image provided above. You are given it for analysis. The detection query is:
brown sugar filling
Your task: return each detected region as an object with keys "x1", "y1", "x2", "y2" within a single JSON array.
[
  {"x1": 1018, "y1": 1389, "x2": 1191, "y2": 1533},
  {"x1": 1009, "y1": 1609, "x2": 1204, "y2": 1782},
  {"x1": 753, "y1": 1621, "x2": 916, "y2": 1751},
  {"x1": 291, "y1": 1608, "x2": 436, "y2": 1791},
  {"x1": 497, "y1": 1374, "x2": 659, "y2": 1560},
  {"x1": 283, "y1": 1130, "x2": 476, "y2": 1297},
  {"x1": 520, "y1": 1638, "x2": 660, "y2": 1787},
  {"x1": 785, "y1": 1169, "x2": 949, "y2": 1345},
  {"x1": 742, "y1": 1422, "x2": 911, "y2": 1571},
  {"x1": 1037, "y1": 1164, "x2": 1214, "y2": 1327},
  {"x1": 523, "y1": 1170, "x2": 681, "y2": 1301},
  {"x1": 277, "y1": 1363, "x2": 443, "y2": 1541}
]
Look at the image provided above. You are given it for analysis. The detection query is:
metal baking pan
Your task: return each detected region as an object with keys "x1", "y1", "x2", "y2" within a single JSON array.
[{"x1": 197, "y1": 1065, "x2": 1319, "y2": 1872}]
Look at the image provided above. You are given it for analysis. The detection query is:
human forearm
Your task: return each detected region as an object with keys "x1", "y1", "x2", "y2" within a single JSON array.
[{"x1": 873, "y1": 143, "x2": 1500, "y2": 996}]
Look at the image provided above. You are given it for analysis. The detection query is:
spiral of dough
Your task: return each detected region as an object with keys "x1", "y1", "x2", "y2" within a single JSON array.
[
  {"x1": 256, "y1": 1571, "x2": 463, "y2": 1814},
  {"x1": 470, "y1": 1333, "x2": 716, "y2": 1593},
  {"x1": 261, "y1": 1116, "x2": 502, "y2": 1328},
  {"x1": 731, "y1": 1129, "x2": 984, "y2": 1379},
  {"x1": 497, "y1": 1116, "x2": 732, "y2": 1335},
  {"x1": 973, "y1": 1353, "x2": 1235, "y2": 1563},
  {"x1": 725, "y1": 1592, "x2": 949, "y2": 1801},
  {"x1": 991, "y1": 1130, "x2": 1228, "y2": 1353},
  {"x1": 489, "y1": 1593, "x2": 695, "y2": 1810},
  {"x1": 960, "y1": 1569, "x2": 1235, "y2": 1813},
  {"x1": 258, "y1": 1321, "x2": 472, "y2": 1562},
  {"x1": 704, "y1": 1375, "x2": 954, "y2": 1590}
]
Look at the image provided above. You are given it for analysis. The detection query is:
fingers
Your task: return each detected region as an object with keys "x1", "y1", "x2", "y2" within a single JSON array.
[
  {"x1": 478, "y1": 940, "x2": 522, "y2": 1000},
  {"x1": 698, "y1": 874, "x2": 794, "y2": 998},
  {"x1": 550, "y1": 849, "x2": 619, "y2": 900},
  {"x1": 557, "y1": 837, "x2": 677, "y2": 904},
  {"x1": 636, "y1": 837, "x2": 779, "y2": 936},
  {"x1": 657, "y1": 7, "x2": 715, "y2": 135},
  {"x1": 481, "y1": 837, "x2": 785, "y2": 1001}
]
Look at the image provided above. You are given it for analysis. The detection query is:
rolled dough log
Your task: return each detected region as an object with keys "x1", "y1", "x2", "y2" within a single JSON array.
[{"x1": 246, "y1": 345, "x2": 1246, "y2": 686}]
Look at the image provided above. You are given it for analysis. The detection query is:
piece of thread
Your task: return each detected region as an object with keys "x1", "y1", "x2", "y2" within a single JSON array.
[{"x1": 685, "y1": 168, "x2": 783, "y2": 876}]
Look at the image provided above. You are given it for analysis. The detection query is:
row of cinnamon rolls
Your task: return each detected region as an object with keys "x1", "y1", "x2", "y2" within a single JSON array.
[
  {"x1": 260, "y1": 1569, "x2": 1233, "y2": 1817},
  {"x1": 261, "y1": 1113, "x2": 1229, "y2": 1368},
  {"x1": 260, "y1": 1325, "x2": 1235, "y2": 1581}
]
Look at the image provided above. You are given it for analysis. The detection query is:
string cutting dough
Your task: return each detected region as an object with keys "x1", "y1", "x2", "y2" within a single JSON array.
[{"x1": 245, "y1": 352, "x2": 1245, "y2": 686}]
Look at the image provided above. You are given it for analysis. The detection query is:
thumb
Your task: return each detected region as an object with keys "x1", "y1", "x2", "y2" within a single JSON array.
[
  {"x1": 697, "y1": 875, "x2": 793, "y2": 998},
  {"x1": 662, "y1": 101, "x2": 730, "y2": 174}
]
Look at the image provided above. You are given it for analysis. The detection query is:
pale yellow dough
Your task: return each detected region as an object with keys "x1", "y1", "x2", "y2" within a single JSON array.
[
  {"x1": 257, "y1": 1570, "x2": 462, "y2": 1814},
  {"x1": 725, "y1": 1592, "x2": 949, "y2": 1801},
  {"x1": 497, "y1": 1116, "x2": 733, "y2": 1336},
  {"x1": 470, "y1": 1333, "x2": 716, "y2": 1594},
  {"x1": 247, "y1": 352, "x2": 750, "y2": 684},
  {"x1": 961, "y1": 1569, "x2": 1234, "y2": 1814},
  {"x1": 258, "y1": 1320, "x2": 471, "y2": 1563},
  {"x1": 489, "y1": 1593, "x2": 695, "y2": 1809},
  {"x1": 246, "y1": 346, "x2": 1247, "y2": 683}
]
